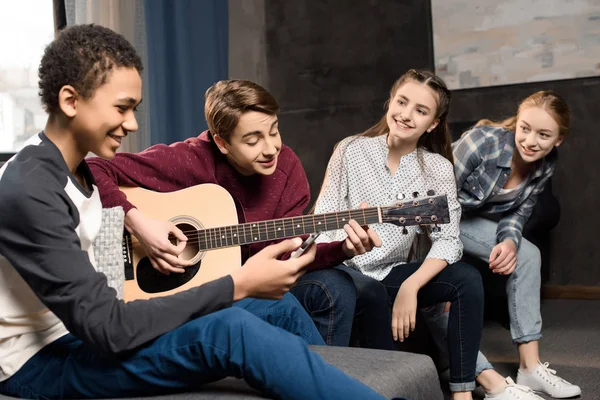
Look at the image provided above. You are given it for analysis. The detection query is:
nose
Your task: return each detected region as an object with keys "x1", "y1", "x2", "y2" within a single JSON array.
[
  {"x1": 122, "y1": 112, "x2": 139, "y2": 133},
  {"x1": 263, "y1": 137, "x2": 278, "y2": 157},
  {"x1": 524, "y1": 133, "x2": 537, "y2": 147}
]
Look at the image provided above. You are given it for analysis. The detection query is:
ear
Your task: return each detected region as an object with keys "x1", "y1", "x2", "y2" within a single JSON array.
[
  {"x1": 212, "y1": 134, "x2": 229, "y2": 155},
  {"x1": 554, "y1": 136, "x2": 564, "y2": 148},
  {"x1": 57, "y1": 85, "x2": 79, "y2": 118},
  {"x1": 427, "y1": 119, "x2": 440, "y2": 133}
]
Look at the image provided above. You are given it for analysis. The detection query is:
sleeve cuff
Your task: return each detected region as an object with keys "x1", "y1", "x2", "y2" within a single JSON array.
[{"x1": 307, "y1": 241, "x2": 349, "y2": 271}]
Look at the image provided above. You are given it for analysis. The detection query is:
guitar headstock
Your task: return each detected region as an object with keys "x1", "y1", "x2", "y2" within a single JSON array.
[{"x1": 381, "y1": 194, "x2": 450, "y2": 227}]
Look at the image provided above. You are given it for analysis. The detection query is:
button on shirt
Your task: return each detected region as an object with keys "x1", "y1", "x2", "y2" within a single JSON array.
[{"x1": 314, "y1": 135, "x2": 463, "y2": 281}]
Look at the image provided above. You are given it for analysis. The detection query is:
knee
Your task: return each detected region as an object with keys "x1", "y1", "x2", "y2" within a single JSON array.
[
  {"x1": 356, "y1": 278, "x2": 388, "y2": 309},
  {"x1": 452, "y1": 261, "x2": 484, "y2": 301},
  {"x1": 278, "y1": 292, "x2": 310, "y2": 317},
  {"x1": 292, "y1": 269, "x2": 356, "y2": 311},
  {"x1": 518, "y1": 241, "x2": 541, "y2": 270},
  {"x1": 188, "y1": 308, "x2": 260, "y2": 336}
]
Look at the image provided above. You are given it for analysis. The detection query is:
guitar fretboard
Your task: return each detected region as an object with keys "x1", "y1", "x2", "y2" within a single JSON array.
[{"x1": 196, "y1": 208, "x2": 381, "y2": 251}]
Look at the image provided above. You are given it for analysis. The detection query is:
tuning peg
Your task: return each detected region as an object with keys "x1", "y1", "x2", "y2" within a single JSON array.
[
  {"x1": 402, "y1": 227, "x2": 408, "y2": 235},
  {"x1": 412, "y1": 191, "x2": 419, "y2": 198},
  {"x1": 433, "y1": 225, "x2": 441, "y2": 233},
  {"x1": 427, "y1": 189, "x2": 435, "y2": 196},
  {"x1": 397, "y1": 193, "x2": 406, "y2": 200}
]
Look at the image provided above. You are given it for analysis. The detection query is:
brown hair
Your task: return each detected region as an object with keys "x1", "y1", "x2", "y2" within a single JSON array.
[
  {"x1": 357, "y1": 69, "x2": 454, "y2": 163},
  {"x1": 204, "y1": 80, "x2": 279, "y2": 142},
  {"x1": 311, "y1": 69, "x2": 454, "y2": 215},
  {"x1": 475, "y1": 90, "x2": 570, "y2": 137}
]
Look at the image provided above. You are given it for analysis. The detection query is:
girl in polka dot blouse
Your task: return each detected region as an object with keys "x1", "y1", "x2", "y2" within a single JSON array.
[{"x1": 312, "y1": 69, "x2": 485, "y2": 399}]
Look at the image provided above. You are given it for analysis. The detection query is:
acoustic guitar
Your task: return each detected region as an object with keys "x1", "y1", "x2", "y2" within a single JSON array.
[{"x1": 120, "y1": 184, "x2": 450, "y2": 302}]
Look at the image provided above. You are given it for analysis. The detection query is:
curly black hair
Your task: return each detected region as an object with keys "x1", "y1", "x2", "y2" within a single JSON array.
[{"x1": 38, "y1": 24, "x2": 143, "y2": 114}]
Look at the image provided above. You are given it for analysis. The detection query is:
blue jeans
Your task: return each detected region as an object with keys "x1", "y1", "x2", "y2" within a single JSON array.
[
  {"x1": 381, "y1": 261, "x2": 484, "y2": 392},
  {"x1": 0, "y1": 293, "x2": 390, "y2": 400},
  {"x1": 290, "y1": 268, "x2": 357, "y2": 346},
  {"x1": 460, "y1": 216, "x2": 543, "y2": 343}
]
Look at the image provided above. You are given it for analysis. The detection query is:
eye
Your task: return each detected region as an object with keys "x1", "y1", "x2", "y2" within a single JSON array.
[
  {"x1": 397, "y1": 99, "x2": 406, "y2": 106},
  {"x1": 117, "y1": 105, "x2": 128, "y2": 113},
  {"x1": 521, "y1": 126, "x2": 530, "y2": 132},
  {"x1": 269, "y1": 131, "x2": 280, "y2": 137},
  {"x1": 417, "y1": 109, "x2": 428, "y2": 116},
  {"x1": 133, "y1": 106, "x2": 139, "y2": 112},
  {"x1": 246, "y1": 141, "x2": 258, "y2": 146},
  {"x1": 539, "y1": 133, "x2": 550, "y2": 139}
]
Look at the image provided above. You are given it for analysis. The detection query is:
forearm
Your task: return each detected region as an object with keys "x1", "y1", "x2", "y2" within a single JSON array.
[{"x1": 405, "y1": 258, "x2": 448, "y2": 290}]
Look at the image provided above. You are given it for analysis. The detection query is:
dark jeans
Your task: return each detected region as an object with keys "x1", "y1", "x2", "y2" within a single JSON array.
[
  {"x1": 336, "y1": 264, "x2": 395, "y2": 350},
  {"x1": 0, "y1": 294, "x2": 389, "y2": 400},
  {"x1": 290, "y1": 268, "x2": 357, "y2": 346},
  {"x1": 293, "y1": 262, "x2": 484, "y2": 392},
  {"x1": 381, "y1": 261, "x2": 484, "y2": 392}
]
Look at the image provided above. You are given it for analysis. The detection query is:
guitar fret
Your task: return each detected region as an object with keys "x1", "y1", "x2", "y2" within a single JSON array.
[{"x1": 149, "y1": 196, "x2": 444, "y2": 252}]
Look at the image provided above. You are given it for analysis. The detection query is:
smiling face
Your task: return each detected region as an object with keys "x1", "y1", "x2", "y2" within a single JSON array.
[
  {"x1": 213, "y1": 110, "x2": 282, "y2": 176},
  {"x1": 386, "y1": 80, "x2": 440, "y2": 146},
  {"x1": 514, "y1": 106, "x2": 563, "y2": 163},
  {"x1": 64, "y1": 67, "x2": 142, "y2": 160}
]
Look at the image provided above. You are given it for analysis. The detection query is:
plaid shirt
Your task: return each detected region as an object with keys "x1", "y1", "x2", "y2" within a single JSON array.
[{"x1": 452, "y1": 125, "x2": 557, "y2": 248}]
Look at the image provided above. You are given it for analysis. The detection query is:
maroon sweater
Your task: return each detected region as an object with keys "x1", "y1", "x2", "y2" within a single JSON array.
[{"x1": 87, "y1": 131, "x2": 348, "y2": 271}]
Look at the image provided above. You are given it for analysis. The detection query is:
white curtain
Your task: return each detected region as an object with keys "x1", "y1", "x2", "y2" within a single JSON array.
[{"x1": 65, "y1": 0, "x2": 151, "y2": 153}]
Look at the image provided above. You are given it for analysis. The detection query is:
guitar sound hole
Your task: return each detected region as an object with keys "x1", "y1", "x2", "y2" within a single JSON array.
[
  {"x1": 136, "y1": 257, "x2": 201, "y2": 294},
  {"x1": 173, "y1": 222, "x2": 200, "y2": 261}
]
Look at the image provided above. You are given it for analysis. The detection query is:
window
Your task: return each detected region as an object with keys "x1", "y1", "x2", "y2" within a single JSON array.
[{"x1": 0, "y1": 0, "x2": 55, "y2": 156}]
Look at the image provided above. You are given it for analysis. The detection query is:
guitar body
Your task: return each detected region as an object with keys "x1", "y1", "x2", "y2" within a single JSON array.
[{"x1": 121, "y1": 184, "x2": 241, "y2": 302}]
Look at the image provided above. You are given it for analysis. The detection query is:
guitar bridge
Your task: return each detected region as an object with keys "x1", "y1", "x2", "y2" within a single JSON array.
[{"x1": 122, "y1": 232, "x2": 134, "y2": 280}]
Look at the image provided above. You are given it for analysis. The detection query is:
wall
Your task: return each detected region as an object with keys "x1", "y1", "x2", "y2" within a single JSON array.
[{"x1": 229, "y1": 0, "x2": 600, "y2": 286}]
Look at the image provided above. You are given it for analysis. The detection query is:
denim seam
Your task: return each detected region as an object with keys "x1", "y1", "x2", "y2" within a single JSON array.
[
  {"x1": 292, "y1": 279, "x2": 336, "y2": 345},
  {"x1": 2, "y1": 374, "x2": 50, "y2": 400},
  {"x1": 459, "y1": 230, "x2": 495, "y2": 253},
  {"x1": 426, "y1": 281, "x2": 465, "y2": 386},
  {"x1": 382, "y1": 280, "x2": 472, "y2": 385}
]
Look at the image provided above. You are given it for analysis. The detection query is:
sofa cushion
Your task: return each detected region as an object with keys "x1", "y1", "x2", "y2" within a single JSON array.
[{"x1": 0, "y1": 345, "x2": 442, "y2": 400}]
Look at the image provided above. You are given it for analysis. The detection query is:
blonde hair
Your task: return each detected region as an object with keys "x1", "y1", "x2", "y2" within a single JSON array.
[{"x1": 475, "y1": 90, "x2": 570, "y2": 137}]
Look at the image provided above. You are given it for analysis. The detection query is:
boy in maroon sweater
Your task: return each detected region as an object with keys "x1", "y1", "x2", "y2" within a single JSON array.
[{"x1": 88, "y1": 79, "x2": 381, "y2": 346}]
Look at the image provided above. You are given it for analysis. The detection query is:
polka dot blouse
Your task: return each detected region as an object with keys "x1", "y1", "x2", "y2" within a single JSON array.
[{"x1": 314, "y1": 134, "x2": 463, "y2": 281}]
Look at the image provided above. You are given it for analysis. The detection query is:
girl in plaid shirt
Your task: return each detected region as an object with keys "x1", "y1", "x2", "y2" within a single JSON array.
[{"x1": 452, "y1": 91, "x2": 580, "y2": 399}]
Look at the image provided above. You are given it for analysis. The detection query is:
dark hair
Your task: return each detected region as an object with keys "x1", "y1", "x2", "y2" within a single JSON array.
[
  {"x1": 358, "y1": 69, "x2": 454, "y2": 163},
  {"x1": 475, "y1": 90, "x2": 570, "y2": 137},
  {"x1": 38, "y1": 24, "x2": 143, "y2": 114},
  {"x1": 204, "y1": 79, "x2": 279, "y2": 142}
]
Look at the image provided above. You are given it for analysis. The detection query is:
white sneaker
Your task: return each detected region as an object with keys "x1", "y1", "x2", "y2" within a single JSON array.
[
  {"x1": 517, "y1": 361, "x2": 581, "y2": 398},
  {"x1": 485, "y1": 377, "x2": 544, "y2": 400}
]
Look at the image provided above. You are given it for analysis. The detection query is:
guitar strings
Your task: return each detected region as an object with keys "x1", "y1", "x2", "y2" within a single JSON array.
[
  {"x1": 123, "y1": 215, "x2": 439, "y2": 251},
  {"x1": 150, "y1": 202, "x2": 441, "y2": 238}
]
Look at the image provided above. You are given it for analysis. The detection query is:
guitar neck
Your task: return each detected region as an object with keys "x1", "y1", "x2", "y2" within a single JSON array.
[{"x1": 197, "y1": 207, "x2": 381, "y2": 251}]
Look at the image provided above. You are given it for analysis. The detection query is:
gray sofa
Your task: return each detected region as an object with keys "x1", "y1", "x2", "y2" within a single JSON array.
[{"x1": 0, "y1": 346, "x2": 442, "y2": 399}]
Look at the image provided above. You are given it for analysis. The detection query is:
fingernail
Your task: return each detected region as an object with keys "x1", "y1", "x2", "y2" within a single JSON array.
[{"x1": 293, "y1": 238, "x2": 302, "y2": 245}]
